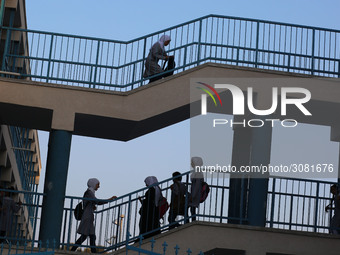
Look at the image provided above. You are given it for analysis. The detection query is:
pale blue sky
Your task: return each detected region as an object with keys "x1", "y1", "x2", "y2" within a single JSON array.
[{"x1": 25, "y1": 0, "x2": 340, "y2": 198}]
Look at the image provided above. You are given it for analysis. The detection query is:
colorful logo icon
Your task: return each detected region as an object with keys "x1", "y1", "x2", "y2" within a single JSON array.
[{"x1": 196, "y1": 82, "x2": 222, "y2": 114}]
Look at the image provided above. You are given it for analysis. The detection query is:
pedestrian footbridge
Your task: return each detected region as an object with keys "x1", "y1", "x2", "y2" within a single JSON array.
[
  {"x1": 1, "y1": 63, "x2": 339, "y2": 141},
  {"x1": 0, "y1": 10, "x2": 340, "y2": 253},
  {"x1": 0, "y1": 15, "x2": 340, "y2": 140}
]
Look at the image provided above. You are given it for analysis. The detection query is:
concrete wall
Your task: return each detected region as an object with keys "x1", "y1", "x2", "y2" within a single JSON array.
[{"x1": 114, "y1": 222, "x2": 340, "y2": 255}]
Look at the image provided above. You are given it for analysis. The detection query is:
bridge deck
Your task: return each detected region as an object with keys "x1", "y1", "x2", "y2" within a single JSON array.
[{"x1": 0, "y1": 63, "x2": 339, "y2": 141}]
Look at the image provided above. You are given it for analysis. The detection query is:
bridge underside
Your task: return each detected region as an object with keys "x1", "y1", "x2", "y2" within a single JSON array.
[{"x1": 0, "y1": 63, "x2": 339, "y2": 141}]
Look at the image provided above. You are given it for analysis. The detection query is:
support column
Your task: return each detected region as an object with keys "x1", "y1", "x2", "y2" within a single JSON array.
[
  {"x1": 330, "y1": 127, "x2": 340, "y2": 184},
  {"x1": 228, "y1": 121, "x2": 251, "y2": 224},
  {"x1": 247, "y1": 117, "x2": 272, "y2": 227},
  {"x1": 39, "y1": 130, "x2": 72, "y2": 246},
  {"x1": 338, "y1": 143, "x2": 340, "y2": 185}
]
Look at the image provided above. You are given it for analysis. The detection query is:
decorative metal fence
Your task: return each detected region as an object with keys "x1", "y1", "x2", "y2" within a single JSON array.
[{"x1": 1, "y1": 15, "x2": 339, "y2": 91}]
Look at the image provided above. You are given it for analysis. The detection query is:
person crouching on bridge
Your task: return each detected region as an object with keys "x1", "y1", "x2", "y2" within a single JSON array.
[
  {"x1": 143, "y1": 34, "x2": 174, "y2": 83},
  {"x1": 71, "y1": 178, "x2": 117, "y2": 253}
]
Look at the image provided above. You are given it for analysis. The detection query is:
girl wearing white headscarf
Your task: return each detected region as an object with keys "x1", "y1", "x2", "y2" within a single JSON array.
[
  {"x1": 71, "y1": 178, "x2": 116, "y2": 253},
  {"x1": 189, "y1": 157, "x2": 205, "y2": 221},
  {"x1": 139, "y1": 176, "x2": 162, "y2": 239},
  {"x1": 143, "y1": 34, "x2": 173, "y2": 83}
]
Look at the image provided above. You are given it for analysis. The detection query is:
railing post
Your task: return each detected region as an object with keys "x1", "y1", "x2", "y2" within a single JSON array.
[
  {"x1": 219, "y1": 185, "x2": 225, "y2": 224},
  {"x1": 140, "y1": 38, "x2": 147, "y2": 87},
  {"x1": 255, "y1": 21, "x2": 260, "y2": 68},
  {"x1": 131, "y1": 63, "x2": 136, "y2": 90},
  {"x1": 125, "y1": 194, "x2": 132, "y2": 247},
  {"x1": 311, "y1": 28, "x2": 315, "y2": 76},
  {"x1": 115, "y1": 205, "x2": 121, "y2": 248},
  {"x1": 32, "y1": 192, "x2": 41, "y2": 246},
  {"x1": 270, "y1": 178, "x2": 276, "y2": 228},
  {"x1": 46, "y1": 35, "x2": 54, "y2": 83},
  {"x1": 183, "y1": 46, "x2": 188, "y2": 71},
  {"x1": 314, "y1": 182, "x2": 320, "y2": 232},
  {"x1": 236, "y1": 48, "x2": 240, "y2": 66},
  {"x1": 288, "y1": 192, "x2": 294, "y2": 230},
  {"x1": 92, "y1": 40, "x2": 101, "y2": 88},
  {"x1": 66, "y1": 198, "x2": 75, "y2": 250},
  {"x1": 196, "y1": 19, "x2": 202, "y2": 66},
  {"x1": 239, "y1": 177, "x2": 246, "y2": 224}
]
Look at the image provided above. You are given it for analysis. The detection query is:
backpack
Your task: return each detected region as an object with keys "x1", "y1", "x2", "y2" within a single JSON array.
[
  {"x1": 158, "y1": 196, "x2": 169, "y2": 219},
  {"x1": 74, "y1": 202, "x2": 84, "y2": 220},
  {"x1": 200, "y1": 182, "x2": 210, "y2": 203},
  {"x1": 162, "y1": 56, "x2": 176, "y2": 77}
]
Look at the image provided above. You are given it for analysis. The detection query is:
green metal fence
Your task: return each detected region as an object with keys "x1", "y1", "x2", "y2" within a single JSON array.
[
  {"x1": 1, "y1": 15, "x2": 339, "y2": 91},
  {"x1": 0, "y1": 174, "x2": 336, "y2": 252}
]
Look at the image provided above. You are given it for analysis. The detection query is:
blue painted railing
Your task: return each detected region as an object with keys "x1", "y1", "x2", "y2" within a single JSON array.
[
  {"x1": 0, "y1": 189, "x2": 42, "y2": 246},
  {"x1": 0, "y1": 240, "x2": 55, "y2": 255},
  {"x1": 0, "y1": 174, "x2": 336, "y2": 252},
  {"x1": 4, "y1": 126, "x2": 39, "y2": 228},
  {"x1": 9, "y1": 127, "x2": 38, "y2": 194},
  {"x1": 1, "y1": 15, "x2": 339, "y2": 91}
]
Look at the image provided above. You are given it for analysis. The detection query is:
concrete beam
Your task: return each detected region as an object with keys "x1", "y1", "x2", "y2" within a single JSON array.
[
  {"x1": 0, "y1": 63, "x2": 339, "y2": 141},
  {"x1": 122, "y1": 222, "x2": 340, "y2": 255}
]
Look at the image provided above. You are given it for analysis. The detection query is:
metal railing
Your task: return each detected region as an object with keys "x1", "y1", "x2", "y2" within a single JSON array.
[
  {"x1": 267, "y1": 177, "x2": 335, "y2": 232},
  {"x1": 0, "y1": 189, "x2": 42, "y2": 246},
  {"x1": 1, "y1": 15, "x2": 339, "y2": 91},
  {"x1": 0, "y1": 174, "x2": 336, "y2": 252},
  {"x1": 9, "y1": 126, "x2": 39, "y2": 194},
  {"x1": 0, "y1": 243, "x2": 54, "y2": 255}
]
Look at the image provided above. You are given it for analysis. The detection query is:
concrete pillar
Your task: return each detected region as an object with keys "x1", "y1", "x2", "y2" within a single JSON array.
[
  {"x1": 338, "y1": 143, "x2": 340, "y2": 185},
  {"x1": 247, "y1": 116, "x2": 272, "y2": 227},
  {"x1": 330, "y1": 127, "x2": 340, "y2": 184},
  {"x1": 39, "y1": 130, "x2": 72, "y2": 246},
  {"x1": 228, "y1": 121, "x2": 251, "y2": 224}
]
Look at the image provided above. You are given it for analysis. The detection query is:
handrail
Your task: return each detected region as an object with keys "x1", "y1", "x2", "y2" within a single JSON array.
[
  {"x1": 65, "y1": 171, "x2": 192, "y2": 206},
  {"x1": 0, "y1": 14, "x2": 339, "y2": 91},
  {"x1": 0, "y1": 174, "x2": 336, "y2": 249}
]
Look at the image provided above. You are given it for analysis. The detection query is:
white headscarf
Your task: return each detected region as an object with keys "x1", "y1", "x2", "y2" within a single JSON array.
[
  {"x1": 87, "y1": 178, "x2": 99, "y2": 194},
  {"x1": 157, "y1": 34, "x2": 171, "y2": 50},
  {"x1": 190, "y1": 157, "x2": 204, "y2": 180},
  {"x1": 144, "y1": 176, "x2": 162, "y2": 207}
]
